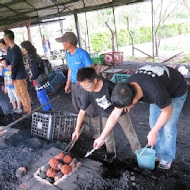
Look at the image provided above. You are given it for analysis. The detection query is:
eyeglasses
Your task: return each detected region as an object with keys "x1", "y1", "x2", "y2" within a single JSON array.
[{"x1": 80, "y1": 82, "x2": 93, "y2": 90}]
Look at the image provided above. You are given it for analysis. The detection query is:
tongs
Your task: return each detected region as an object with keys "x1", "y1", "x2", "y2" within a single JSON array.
[
  {"x1": 63, "y1": 125, "x2": 84, "y2": 154},
  {"x1": 63, "y1": 138, "x2": 77, "y2": 154},
  {"x1": 84, "y1": 147, "x2": 98, "y2": 158}
]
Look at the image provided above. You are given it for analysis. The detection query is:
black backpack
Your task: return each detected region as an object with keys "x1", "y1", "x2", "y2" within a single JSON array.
[{"x1": 38, "y1": 58, "x2": 52, "y2": 76}]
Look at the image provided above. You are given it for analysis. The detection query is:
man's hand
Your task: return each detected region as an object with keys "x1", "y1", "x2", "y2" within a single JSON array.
[
  {"x1": 65, "y1": 84, "x2": 71, "y2": 93},
  {"x1": 123, "y1": 107, "x2": 128, "y2": 112},
  {"x1": 29, "y1": 74, "x2": 32, "y2": 82},
  {"x1": 72, "y1": 130, "x2": 80, "y2": 141},
  {"x1": 93, "y1": 136, "x2": 105, "y2": 149},
  {"x1": 147, "y1": 129, "x2": 158, "y2": 146}
]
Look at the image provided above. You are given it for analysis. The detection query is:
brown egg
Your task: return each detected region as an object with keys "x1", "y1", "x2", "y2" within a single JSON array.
[
  {"x1": 48, "y1": 158, "x2": 60, "y2": 169},
  {"x1": 46, "y1": 168, "x2": 57, "y2": 178},
  {"x1": 61, "y1": 164, "x2": 71, "y2": 175},
  {"x1": 63, "y1": 155, "x2": 72, "y2": 164},
  {"x1": 55, "y1": 152, "x2": 64, "y2": 160}
]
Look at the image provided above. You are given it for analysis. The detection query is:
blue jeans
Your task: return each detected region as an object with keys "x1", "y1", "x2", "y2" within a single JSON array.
[
  {"x1": 0, "y1": 88, "x2": 12, "y2": 115},
  {"x1": 149, "y1": 92, "x2": 187, "y2": 162},
  {"x1": 37, "y1": 88, "x2": 52, "y2": 111}
]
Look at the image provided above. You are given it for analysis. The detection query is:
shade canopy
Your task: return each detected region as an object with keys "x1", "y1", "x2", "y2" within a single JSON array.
[{"x1": 0, "y1": 0, "x2": 145, "y2": 31}]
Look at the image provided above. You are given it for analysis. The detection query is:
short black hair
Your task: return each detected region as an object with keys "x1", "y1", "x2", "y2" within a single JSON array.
[
  {"x1": 0, "y1": 38, "x2": 5, "y2": 45},
  {"x1": 20, "y1": 41, "x2": 36, "y2": 55},
  {"x1": 4, "y1": 30, "x2": 14, "y2": 41},
  {"x1": 111, "y1": 83, "x2": 136, "y2": 108},
  {"x1": 77, "y1": 68, "x2": 97, "y2": 82}
]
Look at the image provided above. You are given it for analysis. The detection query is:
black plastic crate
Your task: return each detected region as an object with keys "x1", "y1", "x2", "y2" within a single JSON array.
[{"x1": 31, "y1": 112, "x2": 77, "y2": 140}]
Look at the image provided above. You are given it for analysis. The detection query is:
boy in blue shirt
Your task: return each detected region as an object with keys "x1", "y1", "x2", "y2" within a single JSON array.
[{"x1": 2, "y1": 59, "x2": 22, "y2": 113}]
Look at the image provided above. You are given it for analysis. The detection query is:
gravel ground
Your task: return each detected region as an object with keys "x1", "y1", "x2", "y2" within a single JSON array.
[{"x1": 0, "y1": 62, "x2": 190, "y2": 190}]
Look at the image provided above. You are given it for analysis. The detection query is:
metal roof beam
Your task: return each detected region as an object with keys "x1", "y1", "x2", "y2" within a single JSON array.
[
  {"x1": 5, "y1": 0, "x2": 80, "y2": 19},
  {"x1": 33, "y1": 0, "x2": 145, "y2": 22},
  {"x1": 0, "y1": 0, "x2": 146, "y2": 30},
  {"x1": 0, "y1": 0, "x2": 25, "y2": 6}
]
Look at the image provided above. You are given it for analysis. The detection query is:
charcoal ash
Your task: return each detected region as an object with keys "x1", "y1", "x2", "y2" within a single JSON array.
[{"x1": 0, "y1": 73, "x2": 190, "y2": 190}]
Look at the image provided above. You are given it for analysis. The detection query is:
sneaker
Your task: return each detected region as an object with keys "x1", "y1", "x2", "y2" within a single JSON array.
[
  {"x1": 12, "y1": 107, "x2": 17, "y2": 113},
  {"x1": 16, "y1": 107, "x2": 22, "y2": 114},
  {"x1": 155, "y1": 157, "x2": 161, "y2": 162},
  {"x1": 104, "y1": 153, "x2": 116, "y2": 163},
  {"x1": 158, "y1": 160, "x2": 172, "y2": 169}
]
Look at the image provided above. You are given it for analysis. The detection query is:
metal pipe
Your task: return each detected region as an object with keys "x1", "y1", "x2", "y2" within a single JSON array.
[
  {"x1": 74, "y1": 12, "x2": 81, "y2": 47},
  {"x1": 85, "y1": 12, "x2": 91, "y2": 53},
  {"x1": 112, "y1": 4, "x2": 118, "y2": 51},
  {"x1": 0, "y1": 95, "x2": 61, "y2": 132},
  {"x1": 151, "y1": 0, "x2": 155, "y2": 61}
]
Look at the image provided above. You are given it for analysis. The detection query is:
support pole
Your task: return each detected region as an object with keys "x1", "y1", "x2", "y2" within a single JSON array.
[
  {"x1": 38, "y1": 23, "x2": 43, "y2": 39},
  {"x1": 74, "y1": 12, "x2": 81, "y2": 47},
  {"x1": 151, "y1": 0, "x2": 155, "y2": 61},
  {"x1": 85, "y1": 12, "x2": 91, "y2": 53},
  {"x1": 112, "y1": 4, "x2": 119, "y2": 51},
  {"x1": 27, "y1": 18, "x2": 32, "y2": 42},
  {"x1": 21, "y1": 26, "x2": 25, "y2": 42}
]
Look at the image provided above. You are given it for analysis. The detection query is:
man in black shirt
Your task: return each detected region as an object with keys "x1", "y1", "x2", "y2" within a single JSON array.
[
  {"x1": 72, "y1": 68, "x2": 141, "y2": 162},
  {"x1": 3, "y1": 30, "x2": 31, "y2": 114},
  {"x1": 94, "y1": 65, "x2": 187, "y2": 169}
]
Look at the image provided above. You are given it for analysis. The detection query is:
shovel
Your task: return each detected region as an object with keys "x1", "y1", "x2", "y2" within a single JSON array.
[
  {"x1": 84, "y1": 147, "x2": 98, "y2": 158},
  {"x1": 84, "y1": 139, "x2": 107, "y2": 158}
]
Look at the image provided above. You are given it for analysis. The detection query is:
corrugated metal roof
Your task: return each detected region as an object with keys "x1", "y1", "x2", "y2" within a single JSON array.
[{"x1": 0, "y1": 0, "x2": 145, "y2": 31}]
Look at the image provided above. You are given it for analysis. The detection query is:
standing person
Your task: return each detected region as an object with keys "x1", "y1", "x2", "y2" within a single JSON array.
[
  {"x1": 0, "y1": 39, "x2": 22, "y2": 113},
  {"x1": 21, "y1": 41, "x2": 52, "y2": 112},
  {"x1": 2, "y1": 58, "x2": 22, "y2": 113},
  {"x1": 55, "y1": 32, "x2": 100, "y2": 138},
  {"x1": 42, "y1": 35, "x2": 51, "y2": 59},
  {"x1": 0, "y1": 38, "x2": 8, "y2": 54},
  {"x1": 3, "y1": 30, "x2": 31, "y2": 114},
  {"x1": 72, "y1": 68, "x2": 141, "y2": 162},
  {"x1": 0, "y1": 38, "x2": 9, "y2": 76},
  {"x1": 0, "y1": 59, "x2": 14, "y2": 124},
  {"x1": 94, "y1": 65, "x2": 187, "y2": 169}
]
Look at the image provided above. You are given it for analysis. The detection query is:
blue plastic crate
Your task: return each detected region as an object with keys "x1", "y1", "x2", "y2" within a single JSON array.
[
  {"x1": 111, "y1": 74, "x2": 131, "y2": 83},
  {"x1": 48, "y1": 71, "x2": 56, "y2": 81},
  {"x1": 47, "y1": 70, "x2": 66, "y2": 94}
]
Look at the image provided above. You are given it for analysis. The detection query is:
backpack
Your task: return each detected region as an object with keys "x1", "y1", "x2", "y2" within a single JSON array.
[
  {"x1": 37, "y1": 58, "x2": 52, "y2": 76},
  {"x1": 42, "y1": 59, "x2": 52, "y2": 76}
]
